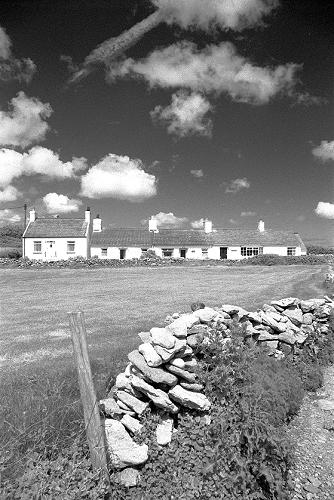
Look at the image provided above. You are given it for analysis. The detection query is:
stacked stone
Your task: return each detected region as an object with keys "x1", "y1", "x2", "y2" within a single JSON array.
[{"x1": 99, "y1": 309, "x2": 214, "y2": 485}]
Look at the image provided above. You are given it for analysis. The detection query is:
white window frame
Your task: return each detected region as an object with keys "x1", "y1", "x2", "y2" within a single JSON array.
[
  {"x1": 241, "y1": 247, "x2": 263, "y2": 257},
  {"x1": 101, "y1": 248, "x2": 108, "y2": 257},
  {"x1": 287, "y1": 247, "x2": 296, "y2": 256},
  {"x1": 67, "y1": 241, "x2": 75, "y2": 253},
  {"x1": 162, "y1": 248, "x2": 174, "y2": 257},
  {"x1": 33, "y1": 241, "x2": 42, "y2": 253}
]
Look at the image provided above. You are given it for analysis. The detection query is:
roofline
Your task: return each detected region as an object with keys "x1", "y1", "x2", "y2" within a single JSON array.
[
  {"x1": 22, "y1": 221, "x2": 31, "y2": 238},
  {"x1": 23, "y1": 235, "x2": 88, "y2": 239}
]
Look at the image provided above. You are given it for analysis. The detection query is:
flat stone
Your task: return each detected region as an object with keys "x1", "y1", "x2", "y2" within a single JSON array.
[
  {"x1": 165, "y1": 364, "x2": 197, "y2": 383},
  {"x1": 318, "y1": 399, "x2": 334, "y2": 411},
  {"x1": 183, "y1": 358, "x2": 197, "y2": 372},
  {"x1": 150, "y1": 327, "x2": 176, "y2": 349},
  {"x1": 117, "y1": 399, "x2": 133, "y2": 412},
  {"x1": 262, "y1": 304, "x2": 278, "y2": 314},
  {"x1": 156, "y1": 416, "x2": 174, "y2": 446},
  {"x1": 117, "y1": 390, "x2": 149, "y2": 416},
  {"x1": 221, "y1": 304, "x2": 240, "y2": 315},
  {"x1": 99, "y1": 398, "x2": 125, "y2": 417},
  {"x1": 187, "y1": 332, "x2": 204, "y2": 348},
  {"x1": 192, "y1": 307, "x2": 219, "y2": 323},
  {"x1": 169, "y1": 385, "x2": 211, "y2": 411},
  {"x1": 300, "y1": 300, "x2": 315, "y2": 312},
  {"x1": 188, "y1": 324, "x2": 208, "y2": 335},
  {"x1": 166, "y1": 317, "x2": 188, "y2": 338},
  {"x1": 124, "y1": 363, "x2": 132, "y2": 377},
  {"x1": 302, "y1": 313, "x2": 314, "y2": 325},
  {"x1": 293, "y1": 331, "x2": 308, "y2": 345},
  {"x1": 264, "y1": 340, "x2": 278, "y2": 354},
  {"x1": 180, "y1": 382, "x2": 204, "y2": 392},
  {"x1": 128, "y1": 350, "x2": 178, "y2": 386},
  {"x1": 271, "y1": 297, "x2": 299, "y2": 308},
  {"x1": 130, "y1": 375, "x2": 178, "y2": 413},
  {"x1": 179, "y1": 313, "x2": 200, "y2": 328},
  {"x1": 169, "y1": 357, "x2": 185, "y2": 369},
  {"x1": 179, "y1": 346, "x2": 193, "y2": 357},
  {"x1": 257, "y1": 331, "x2": 279, "y2": 341},
  {"x1": 117, "y1": 468, "x2": 140, "y2": 487},
  {"x1": 278, "y1": 331, "x2": 296, "y2": 345},
  {"x1": 104, "y1": 419, "x2": 148, "y2": 469},
  {"x1": 247, "y1": 311, "x2": 262, "y2": 323},
  {"x1": 259, "y1": 311, "x2": 287, "y2": 332},
  {"x1": 314, "y1": 304, "x2": 332, "y2": 318},
  {"x1": 153, "y1": 339, "x2": 187, "y2": 363},
  {"x1": 138, "y1": 343, "x2": 163, "y2": 367},
  {"x1": 121, "y1": 414, "x2": 143, "y2": 434},
  {"x1": 138, "y1": 331, "x2": 151, "y2": 343},
  {"x1": 116, "y1": 373, "x2": 132, "y2": 391},
  {"x1": 282, "y1": 307, "x2": 303, "y2": 326}
]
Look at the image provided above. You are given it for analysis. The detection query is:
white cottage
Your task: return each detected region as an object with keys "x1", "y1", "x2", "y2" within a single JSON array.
[
  {"x1": 90, "y1": 216, "x2": 307, "y2": 260},
  {"x1": 22, "y1": 208, "x2": 91, "y2": 260}
]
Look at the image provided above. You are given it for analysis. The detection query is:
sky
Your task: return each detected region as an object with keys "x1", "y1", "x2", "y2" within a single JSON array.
[{"x1": 0, "y1": 0, "x2": 333, "y2": 245}]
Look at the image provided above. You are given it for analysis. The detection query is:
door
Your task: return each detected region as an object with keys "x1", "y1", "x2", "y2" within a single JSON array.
[
  {"x1": 180, "y1": 249, "x2": 186, "y2": 258},
  {"x1": 45, "y1": 241, "x2": 57, "y2": 260},
  {"x1": 120, "y1": 248, "x2": 126, "y2": 260},
  {"x1": 220, "y1": 247, "x2": 228, "y2": 259}
]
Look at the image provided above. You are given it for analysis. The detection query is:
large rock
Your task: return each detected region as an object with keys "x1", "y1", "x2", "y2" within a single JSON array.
[
  {"x1": 153, "y1": 339, "x2": 187, "y2": 363},
  {"x1": 188, "y1": 324, "x2": 208, "y2": 335},
  {"x1": 187, "y1": 332, "x2": 204, "y2": 348},
  {"x1": 180, "y1": 382, "x2": 204, "y2": 392},
  {"x1": 192, "y1": 307, "x2": 219, "y2": 323},
  {"x1": 302, "y1": 313, "x2": 313, "y2": 325},
  {"x1": 138, "y1": 343, "x2": 163, "y2": 367},
  {"x1": 166, "y1": 317, "x2": 188, "y2": 338},
  {"x1": 104, "y1": 419, "x2": 148, "y2": 469},
  {"x1": 314, "y1": 305, "x2": 332, "y2": 319},
  {"x1": 121, "y1": 414, "x2": 143, "y2": 434},
  {"x1": 138, "y1": 331, "x2": 151, "y2": 343},
  {"x1": 130, "y1": 375, "x2": 179, "y2": 413},
  {"x1": 165, "y1": 364, "x2": 197, "y2": 383},
  {"x1": 116, "y1": 468, "x2": 140, "y2": 487},
  {"x1": 100, "y1": 398, "x2": 129, "y2": 417},
  {"x1": 221, "y1": 305, "x2": 239, "y2": 315},
  {"x1": 128, "y1": 350, "x2": 178, "y2": 386},
  {"x1": 257, "y1": 331, "x2": 279, "y2": 341},
  {"x1": 156, "y1": 416, "x2": 174, "y2": 446},
  {"x1": 278, "y1": 331, "x2": 296, "y2": 345},
  {"x1": 259, "y1": 311, "x2": 286, "y2": 333},
  {"x1": 183, "y1": 358, "x2": 197, "y2": 372},
  {"x1": 271, "y1": 297, "x2": 299, "y2": 309},
  {"x1": 169, "y1": 357, "x2": 185, "y2": 369},
  {"x1": 169, "y1": 385, "x2": 211, "y2": 411},
  {"x1": 150, "y1": 327, "x2": 176, "y2": 349},
  {"x1": 282, "y1": 307, "x2": 303, "y2": 326},
  {"x1": 116, "y1": 373, "x2": 132, "y2": 391},
  {"x1": 247, "y1": 311, "x2": 262, "y2": 323},
  {"x1": 294, "y1": 330, "x2": 308, "y2": 345},
  {"x1": 117, "y1": 390, "x2": 149, "y2": 416}
]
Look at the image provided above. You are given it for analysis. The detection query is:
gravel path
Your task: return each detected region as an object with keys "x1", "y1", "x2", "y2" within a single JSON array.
[{"x1": 288, "y1": 365, "x2": 334, "y2": 499}]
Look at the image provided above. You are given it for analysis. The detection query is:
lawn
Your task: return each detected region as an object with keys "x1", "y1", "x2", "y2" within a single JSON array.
[{"x1": 0, "y1": 264, "x2": 328, "y2": 481}]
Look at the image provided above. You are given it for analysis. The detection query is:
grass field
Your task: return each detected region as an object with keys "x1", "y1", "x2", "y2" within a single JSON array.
[{"x1": 0, "y1": 264, "x2": 329, "y2": 481}]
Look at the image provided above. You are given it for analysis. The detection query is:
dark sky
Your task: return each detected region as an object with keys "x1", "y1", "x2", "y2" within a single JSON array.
[{"x1": 0, "y1": 0, "x2": 333, "y2": 245}]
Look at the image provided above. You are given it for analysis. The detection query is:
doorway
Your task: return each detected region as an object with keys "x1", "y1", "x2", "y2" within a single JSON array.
[
  {"x1": 220, "y1": 247, "x2": 228, "y2": 259},
  {"x1": 120, "y1": 248, "x2": 126, "y2": 260},
  {"x1": 180, "y1": 249, "x2": 186, "y2": 258},
  {"x1": 45, "y1": 241, "x2": 56, "y2": 260}
]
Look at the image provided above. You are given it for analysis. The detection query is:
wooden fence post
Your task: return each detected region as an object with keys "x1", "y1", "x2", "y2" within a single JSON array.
[{"x1": 68, "y1": 311, "x2": 110, "y2": 485}]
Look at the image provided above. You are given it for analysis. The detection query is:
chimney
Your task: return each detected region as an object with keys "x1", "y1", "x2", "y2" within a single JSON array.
[
  {"x1": 258, "y1": 220, "x2": 265, "y2": 232},
  {"x1": 85, "y1": 206, "x2": 91, "y2": 224},
  {"x1": 93, "y1": 214, "x2": 102, "y2": 232},
  {"x1": 204, "y1": 219, "x2": 213, "y2": 233},
  {"x1": 149, "y1": 216, "x2": 159, "y2": 233},
  {"x1": 29, "y1": 209, "x2": 36, "y2": 223}
]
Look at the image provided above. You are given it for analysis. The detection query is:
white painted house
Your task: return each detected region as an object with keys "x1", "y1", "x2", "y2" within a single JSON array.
[
  {"x1": 90, "y1": 216, "x2": 307, "y2": 260},
  {"x1": 22, "y1": 208, "x2": 91, "y2": 260}
]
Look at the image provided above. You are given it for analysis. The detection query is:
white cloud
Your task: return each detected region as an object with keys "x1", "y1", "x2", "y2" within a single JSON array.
[
  {"x1": 152, "y1": 0, "x2": 279, "y2": 31},
  {"x1": 190, "y1": 169, "x2": 204, "y2": 178},
  {"x1": 225, "y1": 177, "x2": 250, "y2": 193},
  {"x1": 43, "y1": 193, "x2": 83, "y2": 214},
  {"x1": 0, "y1": 209, "x2": 21, "y2": 223},
  {"x1": 0, "y1": 147, "x2": 87, "y2": 189},
  {"x1": 312, "y1": 140, "x2": 334, "y2": 162},
  {"x1": 80, "y1": 154, "x2": 157, "y2": 201},
  {"x1": 0, "y1": 92, "x2": 52, "y2": 148},
  {"x1": 151, "y1": 92, "x2": 213, "y2": 137},
  {"x1": 241, "y1": 211, "x2": 257, "y2": 216},
  {"x1": 108, "y1": 41, "x2": 300, "y2": 105},
  {"x1": 142, "y1": 211, "x2": 188, "y2": 227},
  {"x1": 191, "y1": 218, "x2": 205, "y2": 228},
  {"x1": 0, "y1": 26, "x2": 36, "y2": 83},
  {"x1": 0, "y1": 185, "x2": 21, "y2": 202},
  {"x1": 315, "y1": 202, "x2": 334, "y2": 219}
]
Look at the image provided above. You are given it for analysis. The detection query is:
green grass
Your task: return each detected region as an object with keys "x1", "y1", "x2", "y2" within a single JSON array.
[{"x1": 0, "y1": 264, "x2": 328, "y2": 482}]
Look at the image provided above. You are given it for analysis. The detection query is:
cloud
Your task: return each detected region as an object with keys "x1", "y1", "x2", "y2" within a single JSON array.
[
  {"x1": 43, "y1": 193, "x2": 83, "y2": 214},
  {"x1": 190, "y1": 169, "x2": 204, "y2": 178},
  {"x1": 108, "y1": 41, "x2": 300, "y2": 105},
  {"x1": 191, "y1": 218, "x2": 205, "y2": 228},
  {"x1": 151, "y1": 92, "x2": 213, "y2": 137},
  {"x1": 0, "y1": 185, "x2": 21, "y2": 202},
  {"x1": 225, "y1": 177, "x2": 250, "y2": 193},
  {"x1": 315, "y1": 202, "x2": 334, "y2": 219},
  {"x1": 80, "y1": 154, "x2": 157, "y2": 201},
  {"x1": 0, "y1": 209, "x2": 21, "y2": 223},
  {"x1": 241, "y1": 211, "x2": 257, "y2": 216},
  {"x1": 0, "y1": 147, "x2": 87, "y2": 189},
  {"x1": 0, "y1": 26, "x2": 36, "y2": 83},
  {"x1": 0, "y1": 92, "x2": 52, "y2": 148},
  {"x1": 312, "y1": 140, "x2": 334, "y2": 162},
  {"x1": 142, "y1": 211, "x2": 188, "y2": 227},
  {"x1": 152, "y1": 0, "x2": 279, "y2": 31}
]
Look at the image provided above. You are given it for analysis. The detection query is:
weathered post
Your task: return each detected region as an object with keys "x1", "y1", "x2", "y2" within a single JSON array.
[{"x1": 68, "y1": 311, "x2": 110, "y2": 485}]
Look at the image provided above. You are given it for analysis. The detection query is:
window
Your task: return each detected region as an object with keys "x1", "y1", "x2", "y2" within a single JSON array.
[
  {"x1": 101, "y1": 248, "x2": 107, "y2": 257},
  {"x1": 67, "y1": 241, "x2": 75, "y2": 253},
  {"x1": 241, "y1": 247, "x2": 263, "y2": 257},
  {"x1": 162, "y1": 248, "x2": 173, "y2": 257},
  {"x1": 33, "y1": 241, "x2": 41, "y2": 253},
  {"x1": 180, "y1": 249, "x2": 186, "y2": 258},
  {"x1": 287, "y1": 247, "x2": 296, "y2": 256},
  {"x1": 202, "y1": 248, "x2": 208, "y2": 258},
  {"x1": 141, "y1": 248, "x2": 148, "y2": 253}
]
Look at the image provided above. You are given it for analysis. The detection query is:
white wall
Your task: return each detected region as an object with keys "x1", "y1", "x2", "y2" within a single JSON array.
[
  {"x1": 24, "y1": 237, "x2": 88, "y2": 260},
  {"x1": 91, "y1": 247, "x2": 142, "y2": 259}
]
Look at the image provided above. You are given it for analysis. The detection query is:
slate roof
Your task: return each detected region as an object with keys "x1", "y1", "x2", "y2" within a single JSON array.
[
  {"x1": 23, "y1": 218, "x2": 88, "y2": 238},
  {"x1": 91, "y1": 228, "x2": 306, "y2": 250}
]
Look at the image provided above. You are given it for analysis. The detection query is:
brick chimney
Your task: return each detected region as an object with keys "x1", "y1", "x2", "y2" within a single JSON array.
[
  {"x1": 29, "y1": 209, "x2": 36, "y2": 223},
  {"x1": 93, "y1": 214, "x2": 102, "y2": 232}
]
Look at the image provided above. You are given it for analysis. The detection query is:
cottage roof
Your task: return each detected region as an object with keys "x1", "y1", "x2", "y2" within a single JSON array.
[
  {"x1": 91, "y1": 228, "x2": 306, "y2": 250},
  {"x1": 23, "y1": 218, "x2": 89, "y2": 238}
]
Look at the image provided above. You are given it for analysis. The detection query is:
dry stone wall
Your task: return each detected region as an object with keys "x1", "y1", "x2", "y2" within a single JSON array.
[{"x1": 99, "y1": 295, "x2": 334, "y2": 487}]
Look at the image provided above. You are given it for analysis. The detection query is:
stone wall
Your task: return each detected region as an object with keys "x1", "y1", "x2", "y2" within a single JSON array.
[{"x1": 99, "y1": 295, "x2": 334, "y2": 487}]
